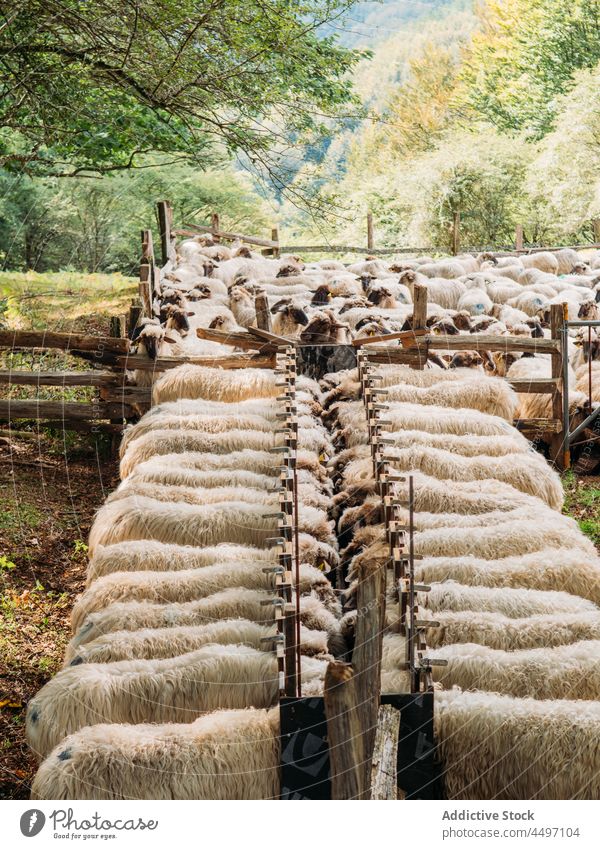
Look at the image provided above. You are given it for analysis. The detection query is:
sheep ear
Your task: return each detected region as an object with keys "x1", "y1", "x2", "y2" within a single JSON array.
[
  {"x1": 187, "y1": 312, "x2": 195, "y2": 316},
  {"x1": 163, "y1": 336, "x2": 178, "y2": 344}
]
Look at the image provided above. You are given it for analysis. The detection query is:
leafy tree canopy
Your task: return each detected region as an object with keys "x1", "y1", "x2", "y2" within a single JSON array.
[
  {"x1": 460, "y1": 0, "x2": 600, "y2": 137},
  {"x1": 0, "y1": 0, "x2": 364, "y2": 184}
]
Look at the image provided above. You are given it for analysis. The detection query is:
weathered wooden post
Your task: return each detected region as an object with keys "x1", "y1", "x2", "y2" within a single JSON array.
[
  {"x1": 324, "y1": 662, "x2": 369, "y2": 800},
  {"x1": 550, "y1": 302, "x2": 570, "y2": 471},
  {"x1": 211, "y1": 212, "x2": 220, "y2": 242},
  {"x1": 271, "y1": 227, "x2": 280, "y2": 258},
  {"x1": 367, "y1": 212, "x2": 374, "y2": 252},
  {"x1": 370, "y1": 704, "x2": 401, "y2": 800},
  {"x1": 353, "y1": 558, "x2": 386, "y2": 789},
  {"x1": 255, "y1": 294, "x2": 272, "y2": 332},
  {"x1": 593, "y1": 219, "x2": 600, "y2": 244},
  {"x1": 157, "y1": 200, "x2": 173, "y2": 266},
  {"x1": 412, "y1": 283, "x2": 428, "y2": 370},
  {"x1": 515, "y1": 224, "x2": 524, "y2": 252},
  {"x1": 452, "y1": 211, "x2": 460, "y2": 256}
]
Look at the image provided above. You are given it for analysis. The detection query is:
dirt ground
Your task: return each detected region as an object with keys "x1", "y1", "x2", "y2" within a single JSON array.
[{"x1": 0, "y1": 432, "x2": 118, "y2": 798}]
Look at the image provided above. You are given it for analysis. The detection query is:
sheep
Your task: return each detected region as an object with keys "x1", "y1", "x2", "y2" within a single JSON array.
[
  {"x1": 87, "y1": 540, "x2": 276, "y2": 584},
  {"x1": 425, "y1": 610, "x2": 600, "y2": 651},
  {"x1": 72, "y1": 561, "x2": 339, "y2": 631},
  {"x1": 70, "y1": 589, "x2": 341, "y2": 651},
  {"x1": 31, "y1": 709, "x2": 281, "y2": 800},
  {"x1": 416, "y1": 548, "x2": 600, "y2": 604},
  {"x1": 555, "y1": 247, "x2": 582, "y2": 274},
  {"x1": 417, "y1": 260, "x2": 467, "y2": 279},
  {"x1": 457, "y1": 289, "x2": 493, "y2": 316},
  {"x1": 431, "y1": 640, "x2": 600, "y2": 702},
  {"x1": 152, "y1": 365, "x2": 280, "y2": 405},
  {"x1": 144, "y1": 396, "x2": 318, "y2": 422},
  {"x1": 422, "y1": 581, "x2": 595, "y2": 617},
  {"x1": 380, "y1": 429, "x2": 529, "y2": 458},
  {"x1": 381, "y1": 378, "x2": 518, "y2": 422},
  {"x1": 27, "y1": 645, "x2": 327, "y2": 759},
  {"x1": 65, "y1": 620, "x2": 330, "y2": 666},
  {"x1": 300, "y1": 311, "x2": 351, "y2": 345},
  {"x1": 506, "y1": 291, "x2": 549, "y2": 316},
  {"x1": 385, "y1": 445, "x2": 563, "y2": 509},
  {"x1": 271, "y1": 302, "x2": 310, "y2": 338},
  {"x1": 435, "y1": 688, "x2": 600, "y2": 799},
  {"x1": 120, "y1": 413, "x2": 276, "y2": 457},
  {"x1": 88, "y1": 497, "x2": 335, "y2": 556},
  {"x1": 119, "y1": 430, "x2": 281, "y2": 478},
  {"x1": 401, "y1": 271, "x2": 466, "y2": 309},
  {"x1": 521, "y1": 251, "x2": 559, "y2": 274},
  {"x1": 228, "y1": 286, "x2": 257, "y2": 328}
]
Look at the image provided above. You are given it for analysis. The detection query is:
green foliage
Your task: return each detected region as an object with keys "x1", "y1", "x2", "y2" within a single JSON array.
[
  {"x1": 0, "y1": 163, "x2": 273, "y2": 273},
  {"x1": 0, "y1": 0, "x2": 363, "y2": 182},
  {"x1": 461, "y1": 0, "x2": 600, "y2": 138},
  {"x1": 0, "y1": 556, "x2": 16, "y2": 571}
]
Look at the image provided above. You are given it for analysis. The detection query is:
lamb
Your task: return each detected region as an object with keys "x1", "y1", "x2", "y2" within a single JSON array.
[
  {"x1": 416, "y1": 548, "x2": 600, "y2": 604},
  {"x1": 431, "y1": 640, "x2": 600, "y2": 702},
  {"x1": 27, "y1": 646, "x2": 327, "y2": 759},
  {"x1": 31, "y1": 709, "x2": 281, "y2": 800},
  {"x1": 425, "y1": 610, "x2": 600, "y2": 651},
  {"x1": 70, "y1": 589, "x2": 341, "y2": 650},
  {"x1": 381, "y1": 377, "x2": 518, "y2": 422},
  {"x1": 435, "y1": 688, "x2": 600, "y2": 799},
  {"x1": 65, "y1": 620, "x2": 330, "y2": 666},
  {"x1": 152, "y1": 365, "x2": 280, "y2": 404},
  {"x1": 88, "y1": 497, "x2": 335, "y2": 556},
  {"x1": 72, "y1": 561, "x2": 339, "y2": 631}
]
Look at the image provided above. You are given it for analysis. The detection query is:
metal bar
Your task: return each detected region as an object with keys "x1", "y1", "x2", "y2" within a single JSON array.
[
  {"x1": 569, "y1": 405, "x2": 600, "y2": 443},
  {"x1": 564, "y1": 320, "x2": 600, "y2": 328}
]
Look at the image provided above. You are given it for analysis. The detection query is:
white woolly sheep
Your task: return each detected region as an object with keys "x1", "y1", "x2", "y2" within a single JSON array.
[
  {"x1": 65, "y1": 619, "x2": 330, "y2": 666},
  {"x1": 416, "y1": 547, "x2": 600, "y2": 604},
  {"x1": 425, "y1": 610, "x2": 600, "y2": 651},
  {"x1": 31, "y1": 709, "x2": 280, "y2": 800},
  {"x1": 432, "y1": 640, "x2": 600, "y2": 701},
  {"x1": 88, "y1": 496, "x2": 335, "y2": 556},
  {"x1": 27, "y1": 645, "x2": 327, "y2": 759},
  {"x1": 71, "y1": 589, "x2": 341, "y2": 651},
  {"x1": 421, "y1": 581, "x2": 596, "y2": 618},
  {"x1": 152, "y1": 365, "x2": 280, "y2": 405},
  {"x1": 382, "y1": 378, "x2": 518, "y2": 422},
  {"x1": 72, "y1": 561, "x2": 339, "y2": 631},
  {"x1": 435, "y1": 688, "x2": 600, "y2": 799}
]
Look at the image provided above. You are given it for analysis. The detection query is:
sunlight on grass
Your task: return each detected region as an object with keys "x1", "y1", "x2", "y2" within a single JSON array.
[{"x1": 0, "y1": 270, "x2": 136, "y2": 331}]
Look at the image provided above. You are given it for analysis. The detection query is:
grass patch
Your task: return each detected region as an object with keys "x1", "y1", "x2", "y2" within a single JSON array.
[
  {"x1": 0, "y1": 503, "x2": 43, "y2": 532},
  {"x1": 562, "y1": 471, "x2": 600, "y2": 549},
  {"x1": 0, "y1": 270, "x2": 136, "y2": 332}
]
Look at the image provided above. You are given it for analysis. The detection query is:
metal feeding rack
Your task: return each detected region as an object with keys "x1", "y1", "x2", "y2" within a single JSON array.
[{"x1": 357, "y1": 348, "x2": 447, "y2": 693}]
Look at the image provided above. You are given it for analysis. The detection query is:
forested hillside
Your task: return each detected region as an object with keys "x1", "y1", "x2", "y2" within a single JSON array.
[
  {"x1": 2, "y1": 0, "x2": 600, "y2": 270},
  {"x1": 284, "y1": 0, "x2": 600, "y2": 251}
]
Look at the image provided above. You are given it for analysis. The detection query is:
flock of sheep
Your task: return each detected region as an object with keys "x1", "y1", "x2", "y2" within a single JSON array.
[{"x1": 24, "y1": 234, "x2": 600, "y2": 800}]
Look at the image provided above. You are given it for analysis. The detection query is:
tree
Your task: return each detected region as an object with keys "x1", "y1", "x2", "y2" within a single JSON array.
[
  {"x1": 0, "y1": 0, "x2": 363, "y2": 190},
  {"x1": 461, "y1": 0, "x2": 600, "y2": 137}
]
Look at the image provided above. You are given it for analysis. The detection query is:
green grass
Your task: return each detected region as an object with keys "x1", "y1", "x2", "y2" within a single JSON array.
[
  {"x1": 562, "y1": 471, "x2": 600, "y2": 548},
  {"x1": 0, "y1": 269, "x2": 136, "y2": 331},
  {"x1": 0, "y1": 503, "x2": 43, "y2": 532}
]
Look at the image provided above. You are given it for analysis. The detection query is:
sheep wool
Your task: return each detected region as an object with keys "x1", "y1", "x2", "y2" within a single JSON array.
[
  {"x1": 31, "y1": 709, "x2": 281, "y2": 800},
  {"x1": 152, "y1": 364, "x2": 280, "y2": 404}
]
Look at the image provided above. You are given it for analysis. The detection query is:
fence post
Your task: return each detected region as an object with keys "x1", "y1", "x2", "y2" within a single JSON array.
[
  {"x1": 271, "y1": 227, "x2": 280, "y2": 258},
  {"x1": 255, "y1": 294, "x2": 272, "y2": 332},
  {"x1": 412, "y1": 283, "x2": 428, "y2": 370},
  {"x1": 593, "y1": 219, "x2": 600, "y2": 244},
  {"x1": 211, "y1": 212, "x2": 220, "y2": 242},
  {"x1": 324, "y1": 662, "x2": 369, "y2": 800},
  {"x1": 515, "y1": 224, "x2": 524, "y2": 252},
  {"x1": 139, "y1": 262, "x2": 152, "y2": 318},
  {"x1": 367, "y1": 212, "x2": 374, "y2": 252},
  {"x1": 157, "y1": 200, "x2": 173, "y2": 266},
  {"x1": 370, "y1": 704, "x2": 401, "y2": 800},
  {"x1": 353, "y1": 558, "x2": 386, "y2": 790},
  {"x1": 550, "y1": 302, "x2": 570, "y2": 471},
  {"x1": 452, "y1": 211, "x2": 460, "y2": 256}
]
